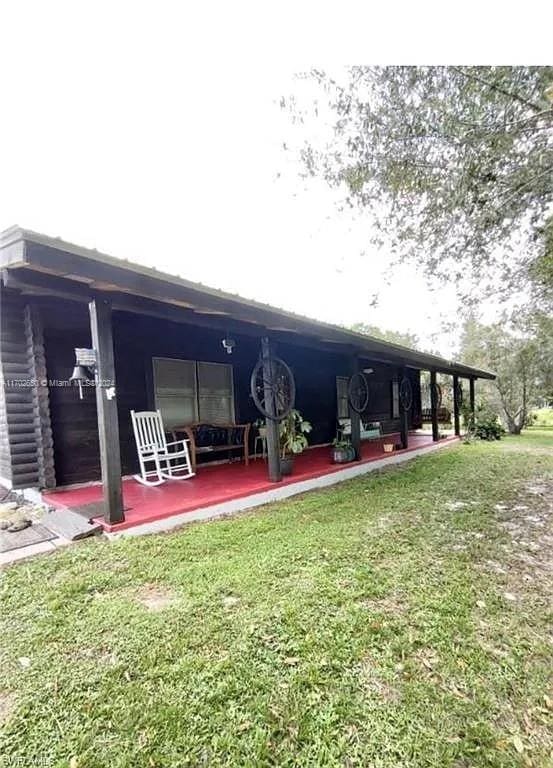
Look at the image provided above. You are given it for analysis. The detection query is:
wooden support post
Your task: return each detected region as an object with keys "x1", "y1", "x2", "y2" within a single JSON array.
[
  {"x1": 453, "y1": 373, "x2": 461, "y2": 437},
  {"x1": 399, "y1": 368, "x2": 409, "y2": 449},
  {"x1": 430, "y1": 370, "x2": 439, "y2": 442},
  {"x1": 469, "y1": 378, "x2": 476, "y2": 423},
  {"x1": 89, "y1": 298, "x2": 124, "y2": 524},
  {"x1": 349, "y1": 356, "x2": 361, "y2": 461},
  {"x1": 261, "y1": 337, "x2": 282, "y2": 483}
]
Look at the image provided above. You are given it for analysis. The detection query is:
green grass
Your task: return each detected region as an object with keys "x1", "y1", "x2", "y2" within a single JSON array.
[
  {"x1": 1, "y1": 432, "x2": 552, "y2": 767},
  {"x1": 530, "y1": 407, "x2": 553, "y2": 428}
]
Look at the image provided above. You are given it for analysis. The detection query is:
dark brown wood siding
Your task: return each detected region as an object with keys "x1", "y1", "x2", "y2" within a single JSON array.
[{"x1": 36, "y1": 298, "x2": 422, "y2": 487}]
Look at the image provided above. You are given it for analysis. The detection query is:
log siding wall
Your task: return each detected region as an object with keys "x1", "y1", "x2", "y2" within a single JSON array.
[
  {"x1": 25, "y1": 305, "x2": 56, "y2": 488},
  {"x1": 0, "y1": 288, "x2": 56, "y2": 489}
]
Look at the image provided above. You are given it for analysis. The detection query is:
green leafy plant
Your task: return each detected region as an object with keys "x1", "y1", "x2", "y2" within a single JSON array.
[
  {"x1": 331, "y1": 438, "x2": 355, "y2": 463},
  {"x1": 473, "y1": 407, "x2": 504, "y2": 440},
  {"x1": 332, "y1": 438, "x2": 352, "y2": 450},
  {"x1": 279, "y1": 409, "x2": 312, "y2": 458},
  {"x1": 253, "y1": 418, "x2": 267, "y2": 436}
]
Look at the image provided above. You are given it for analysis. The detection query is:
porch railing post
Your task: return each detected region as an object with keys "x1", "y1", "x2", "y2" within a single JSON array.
[
  {"x1": 89, "y1": 297, "x2": 125, "y2": 524},
  {"x1": 453, "y1": 374, "x2": 461, "y2": 437},
  {"x1": 430, "y1": 370, "x2": 439, "y2": 442},
  {"x1": 261, "y1": 337, "x2": 282, "y2": 483},
  {"x1": 349, "y1": 355, "x2": 361, "y2": 460}
]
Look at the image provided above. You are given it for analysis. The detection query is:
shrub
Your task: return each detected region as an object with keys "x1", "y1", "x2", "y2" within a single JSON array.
[{"x1": 473, "y1": 407, "x2": 504, "y2": 440}]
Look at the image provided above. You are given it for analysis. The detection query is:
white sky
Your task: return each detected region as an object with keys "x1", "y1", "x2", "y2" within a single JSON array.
[{"x1": 1, "y1": 2, "x2": 550, "y2": 357}]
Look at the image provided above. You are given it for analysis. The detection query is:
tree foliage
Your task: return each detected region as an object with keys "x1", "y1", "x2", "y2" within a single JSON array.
[
  {"x1": 289, "y1": 67, "x2": 553, "y2": 305},
  {"x1": 459, "y1": 314, "x2": 550, "y2": 434},
  {"x1": 349, "y1": 322, "x2": 420, "y2": 350}
]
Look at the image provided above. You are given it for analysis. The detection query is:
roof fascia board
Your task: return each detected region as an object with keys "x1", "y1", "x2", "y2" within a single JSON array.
[{"x1": 0, "y1": 228, "x2": 496, "y2": 380}]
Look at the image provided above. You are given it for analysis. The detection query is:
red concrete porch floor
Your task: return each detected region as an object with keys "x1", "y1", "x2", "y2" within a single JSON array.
[{"x1": 43, "y1": 433, "x2": 458, "y2": 534}]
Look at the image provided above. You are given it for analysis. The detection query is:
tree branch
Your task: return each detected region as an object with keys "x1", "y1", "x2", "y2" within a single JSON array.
[{"x1": 450, "y1": 67, "x2": 543, "y2": 113}]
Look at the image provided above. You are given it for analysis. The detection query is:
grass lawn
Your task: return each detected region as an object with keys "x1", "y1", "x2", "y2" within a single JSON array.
[
  {"x1": 530, "y1": 408, "x2": 553, "y2": 428},
  {"x1": 1, "y1": 432, "x2": 552, "y2": 767}
]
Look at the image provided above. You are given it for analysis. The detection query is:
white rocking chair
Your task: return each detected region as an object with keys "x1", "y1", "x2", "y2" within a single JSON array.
[{"x1": 131, "y1": 410, "x2": 195, "y2": 486}]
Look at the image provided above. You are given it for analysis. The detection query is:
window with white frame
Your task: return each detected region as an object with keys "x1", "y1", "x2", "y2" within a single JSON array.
[
  {"x1": 336, "y1": 376, "x2": 349, "y2": 419},
  {"x1": 153, "y1": 358, "x2": 235, "y2": 427}
]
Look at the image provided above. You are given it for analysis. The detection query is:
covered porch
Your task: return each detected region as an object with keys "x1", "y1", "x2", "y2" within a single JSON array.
[
  {"x1": 0, "y1": 227, "x2": 495, "y2": 534},
  {"x1": 43, "y1": 432, "x2": 454, "y2": 533}
]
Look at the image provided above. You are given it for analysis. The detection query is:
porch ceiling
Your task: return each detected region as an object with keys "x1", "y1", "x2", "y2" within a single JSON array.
[{"x1": 0, "y1": 226, "x2": 495, "y2": 380}]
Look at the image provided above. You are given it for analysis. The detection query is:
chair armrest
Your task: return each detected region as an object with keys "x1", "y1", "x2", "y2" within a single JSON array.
[{"x1": 165, "y1": 438, "x2": 190, "y2": 449}]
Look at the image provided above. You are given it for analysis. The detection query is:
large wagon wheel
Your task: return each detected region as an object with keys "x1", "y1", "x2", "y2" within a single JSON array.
[
  {"x1": 399, "y1": 376, "x2": 413, "y2": 411},
  {"x1": 348, "y1": 372, "x2": 369, "y2": 414},
  {"x1": 250, "y1": 356, "x2": 295, "y2": 421}
]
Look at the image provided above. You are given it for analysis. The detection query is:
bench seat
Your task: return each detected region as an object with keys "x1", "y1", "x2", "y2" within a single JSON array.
[
  {"x1": 171, "y1": 422, "x2": 250, "y2": 472},
  {"x1": 338, "y1": 419, "x2": 382, "y2": 441}
]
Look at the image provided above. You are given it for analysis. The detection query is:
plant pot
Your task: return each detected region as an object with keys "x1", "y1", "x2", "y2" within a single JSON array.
[
  {"x1": 383, "y1": 443, "x2": 394, "y2": 453},
  {"x1": 280, "y1": 455, "x2": 294, "y2": 475},
  {"x1": 332, "y1": 448, "x2": 351, "y2": 464}
]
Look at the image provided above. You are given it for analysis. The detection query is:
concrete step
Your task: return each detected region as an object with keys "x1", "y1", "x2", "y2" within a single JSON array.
[{"x1": 43, "y1": 508, "x2": 103, "y2": 541}]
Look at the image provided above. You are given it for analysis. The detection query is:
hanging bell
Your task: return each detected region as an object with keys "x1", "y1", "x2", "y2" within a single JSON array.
[{"x1": 70, "y1": 365, "x2": 91, "y2": 400}]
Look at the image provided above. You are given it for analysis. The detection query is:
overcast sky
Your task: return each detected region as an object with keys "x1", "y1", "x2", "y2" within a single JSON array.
[{"x1": 1, "y1": 2, "x2": 549, "y2": 357}]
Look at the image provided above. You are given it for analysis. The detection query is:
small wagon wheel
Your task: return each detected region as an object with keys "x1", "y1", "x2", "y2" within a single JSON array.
[
  {"x1": 250, "y1": 356, "x2": 295, "y2": 421},
  {"x1": 431, "y1": 382, "x2": 442, "y2": 409},
  {"x1": 348, "y1": 372, "x2": 369, "y2": 414},
  {"x1": 399, "y1": 376, "x2": 413, "y2": 411}
]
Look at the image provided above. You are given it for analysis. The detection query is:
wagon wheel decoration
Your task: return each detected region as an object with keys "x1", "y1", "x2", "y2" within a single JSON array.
[
  {"x1": 431, "y1": 381, "x2": 443, "y2": 409},
  {"x1": 399, "y1": 376, "x2": 413, "y2": 411},
  {"x1": 347, "y1": 372, "x2": 369, "y2": 414},
  {"x1": 250, "y1": 356, "x2": 295, "y2": 421}
]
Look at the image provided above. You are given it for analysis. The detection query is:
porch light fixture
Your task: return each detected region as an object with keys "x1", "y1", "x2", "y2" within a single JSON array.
[
  {"x1": 69, "y1": 348, "x2": 97, "y2": 399},
  {"x1": 221, "y1": 335, "x2": 236, "y2": 355},
  {"x1": 363, "y1": 367, "x2": 374, "y2": 375}
]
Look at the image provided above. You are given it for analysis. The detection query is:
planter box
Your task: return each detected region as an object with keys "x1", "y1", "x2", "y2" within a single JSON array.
[
  {"x1": 332, "y1": 448, "x2": 354, "y2": 464},
  {"x1": 280, "y1": 456, "x2": 294, "y2": 475}
]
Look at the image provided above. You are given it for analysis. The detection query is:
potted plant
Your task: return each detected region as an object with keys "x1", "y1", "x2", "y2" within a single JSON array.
[
  {"x1": 279, "y1": 409, "x2": 312, "y2": 475},
  {"x1": 253, "y1": 418, "x2": 267, "y2": 439},
  {"x1": 332, "y1": 438, "x2": 355, "y2": 464}
]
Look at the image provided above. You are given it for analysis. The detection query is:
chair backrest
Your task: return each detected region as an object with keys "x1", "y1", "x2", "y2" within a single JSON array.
[{"x1": 131, "y1": 410, "x2": 168, "y2": 454}]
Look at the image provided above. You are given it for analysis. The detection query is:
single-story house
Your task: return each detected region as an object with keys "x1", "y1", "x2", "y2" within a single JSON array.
[{"x1": 0, "y1": 227, "x2": 495, "y2": 532}]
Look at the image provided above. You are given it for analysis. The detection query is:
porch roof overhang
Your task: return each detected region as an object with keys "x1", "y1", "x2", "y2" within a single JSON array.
[{"x1": 0, "y1": 226, "x2": 495, "y2": 380}]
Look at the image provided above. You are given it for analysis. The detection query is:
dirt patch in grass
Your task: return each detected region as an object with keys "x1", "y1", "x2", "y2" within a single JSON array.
[
  {"x1": 0, "y1": 691, "x2": 15, "y2": 726},
  {"x1": 357, "y1": 592, "x2": 408, "y2": 616},
  {"x1": 493, "y1": 477, "x2": 553, "y2": 600},
  {"x1": 133, "y1": 584, "x2": 178, "y2": 612},
  {"x1": 358, "y1": 656, "x2": 400, "y2": 703}
]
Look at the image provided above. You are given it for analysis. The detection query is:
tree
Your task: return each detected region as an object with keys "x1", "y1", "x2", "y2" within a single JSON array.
[
  {"x1": 459, "y1": 316, "x2": 547, "y2": 434},
  {"x1": 349, "y1": 322, "x2": 420, "y2": 350},
  {"x1": 287, "y1": 67, "x2": 553, "y2": 307}
]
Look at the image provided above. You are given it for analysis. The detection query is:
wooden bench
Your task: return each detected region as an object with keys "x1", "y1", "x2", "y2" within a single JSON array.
[
  {"x1": 170, "y1": 422, "x2": 250, "y2": 472},
  {"x1": 337, "y1": 419, "x2": 382, "y2": 441}
]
